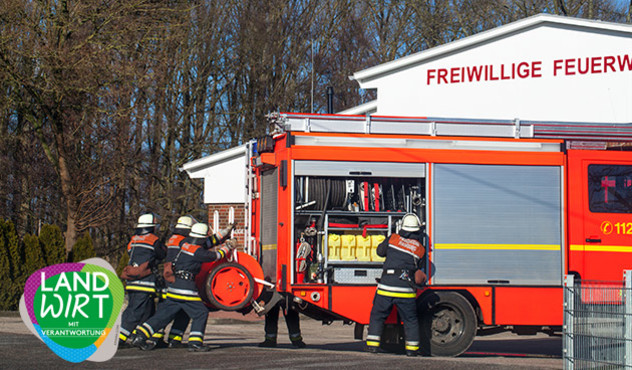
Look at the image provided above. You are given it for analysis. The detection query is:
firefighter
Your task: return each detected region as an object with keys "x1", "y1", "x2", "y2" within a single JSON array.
[
  {"x1": 145, "y1": 215, "x2": 196, "y2": 349},
  {"x1": 119, "y1": 213, "x2": 167, "y2": 347},
  {"x1": 366, "y1": 213, "x2": 426, "y2": 357},
  {"x1": 258, "y1": 301, "x2": 306, "y2": 348},
  {"x1": 148, "y1": 216, "x2": 235, "y2": 349},
  {"x1": 129, "y1": 222, "x2": 236, "y2": 352}
]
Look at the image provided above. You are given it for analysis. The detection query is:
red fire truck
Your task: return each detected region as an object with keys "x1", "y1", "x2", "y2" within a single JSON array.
[{"x1": 195, "y1": 112, "x2": 632, "y2": 356}]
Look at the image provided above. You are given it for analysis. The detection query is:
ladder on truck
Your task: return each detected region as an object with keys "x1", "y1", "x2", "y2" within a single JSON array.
[{"x1": 270, "y1": 112, "x2": 632, "y2": 144}]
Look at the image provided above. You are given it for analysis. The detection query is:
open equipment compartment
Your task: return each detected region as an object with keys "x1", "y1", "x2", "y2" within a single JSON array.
[{"x1": 291, "y1": 160, "x2": 426, "y2": 285}]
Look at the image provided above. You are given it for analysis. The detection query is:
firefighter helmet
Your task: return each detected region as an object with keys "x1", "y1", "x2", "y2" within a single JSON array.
[
  {"x1": 176, "y1": 215, "x2": 195, "y2": 230},
  {"x1": 401, "y1": 213, "x2": 421, "y2": 232},
  {"x1": 137, "y1": 213, "x2": 158, "y2": 228},
  {"x1": 190, "y1": 223, "x2": 209, "y2": 238}
]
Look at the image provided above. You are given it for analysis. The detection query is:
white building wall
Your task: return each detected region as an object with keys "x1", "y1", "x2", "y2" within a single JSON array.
[
  {"x1": 358, "y1": 19, "x2": 632, "y2": 123},
  {"x1": 201, "y1": 155, "x2": 246, "y2": 204},
  {"x1": 182, "y1": 145, "x2": 248, "y2": 204}
]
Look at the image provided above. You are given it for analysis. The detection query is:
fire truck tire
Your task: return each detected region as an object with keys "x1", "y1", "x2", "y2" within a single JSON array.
[
  {"x1": 205, "y1": 263, "x2": 255, "y2": 311},
  {"x1": 418, "y1": 291, "x2": 477, "y2": 357}
]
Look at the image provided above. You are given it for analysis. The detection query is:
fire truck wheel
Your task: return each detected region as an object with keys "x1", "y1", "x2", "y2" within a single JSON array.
[
  {"x1": 205, "y1": 263, "x2": 255, "y2": 311},
  {"x1": 418, "y1": 291, "x2": 477, "y2": 357}
]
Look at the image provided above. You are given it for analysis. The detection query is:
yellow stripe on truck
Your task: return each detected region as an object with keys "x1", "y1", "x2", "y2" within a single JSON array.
[
  {"x1": 434, "y1": 243, "x2": 560, "y2": 251},
  {"x1": 570, "y1": 244, "x2": 632, "y2": 253},
  {"x1": 262, "y1": 244, "x2": 277, "y2": 251}
]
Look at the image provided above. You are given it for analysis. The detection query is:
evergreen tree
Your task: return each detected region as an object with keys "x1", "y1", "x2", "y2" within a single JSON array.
[
  {"x1": 0, "y1": 220, "x2": 22, "y2": 310},
  {"x1": 116, "y1": 251, "x2": 129, "y2": 278},
  {"x1": 23, "y1": 233, "x2": 46, "y2": 275},
  {"x1": 0, "y1": 221, "x2": 14, "y2": 310},
  {"x1": 72, "y1": 233, "x2": 96, "y2": 262},
  {"x1": 39, "y1": 224, "x2": 65, "y2": 265}
]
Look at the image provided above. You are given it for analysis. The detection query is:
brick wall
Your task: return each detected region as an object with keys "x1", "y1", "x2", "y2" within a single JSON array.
[{"x1": 207, "y1": 203, "x2": 246, "y2": 250}]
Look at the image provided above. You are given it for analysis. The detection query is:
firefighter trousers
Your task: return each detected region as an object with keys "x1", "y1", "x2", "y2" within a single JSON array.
[
  {"x1": 120, "y1": 291, "x2": 155, "y2": 341},
  {"x1": 264, "y1": 302, "x2": 302, "y2": 342},
  {"x1": 367, "y1": 293, "x2": 420, "y2": 351},
  {"x1": 136, "y1": 297, "x2": 208, "y2": 344},
  {"x1": 166, "y1": 309, "x2": 191, "y2": 343}
]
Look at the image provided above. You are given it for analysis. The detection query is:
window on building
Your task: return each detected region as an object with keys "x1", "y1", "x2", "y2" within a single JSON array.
[{"x1": 588, "y1": 164, "x2": 632, "y2": 213}]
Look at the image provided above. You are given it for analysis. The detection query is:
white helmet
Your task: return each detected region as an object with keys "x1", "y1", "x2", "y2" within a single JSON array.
[
  {"x1": 401, "y1": 213, "x2": 421, "y2": 232},
  {"x1": 175, "y1": 215, "x2": 195, "y2": 230},
  {"x1": 137, "y1": 213, "x2": 158, "y2": 228},
  {"x1": 190, "y1": 223, "x2": 209, "y2": 238}
]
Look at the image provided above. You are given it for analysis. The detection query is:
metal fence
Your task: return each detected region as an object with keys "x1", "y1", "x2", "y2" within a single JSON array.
[{"x1": 564, "y1": 271, "x2": 632, "y2": 369}]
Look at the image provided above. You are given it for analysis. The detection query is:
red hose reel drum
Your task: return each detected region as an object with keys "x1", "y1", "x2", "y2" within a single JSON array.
[{"x1": 196, "y1": 252, "x2": 265, "y2": 311}]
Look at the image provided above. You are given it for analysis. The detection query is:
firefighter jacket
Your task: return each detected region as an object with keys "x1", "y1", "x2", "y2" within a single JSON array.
[
  {"x1": 166, "y1": 229, "x2": 224, "y2": 264},
  {"x1": 163, "y1": 228, "x2": 190, "y2": 285},
  {"x1": 125, "y1": 228, "x2": 167, "y2": 293},
  {"x1": 165, "y1": 228, "x2": 190, "y2": 263},
  {"x1": 166, "y1": 236, "x2": 226, "y2": 301},
  {"x1": 375, "y1": 229, "x2": 425, "y2": 298}
]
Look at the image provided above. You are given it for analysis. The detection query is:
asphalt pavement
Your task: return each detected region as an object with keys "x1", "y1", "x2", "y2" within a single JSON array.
[{"x1": 0, "y1": 311, "x2": 562, "y2": 369}]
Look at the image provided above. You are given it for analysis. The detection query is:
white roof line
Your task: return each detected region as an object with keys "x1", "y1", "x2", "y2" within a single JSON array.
[
  {"x1": 180, "y1": 145, "x2": 247, "y2": 174},
  {"x1": 352, "y1": 14, "x2": 632, "y2": 84},
  {"x1": 338, "y1": 100, "x2": 378, "y2": 115}
]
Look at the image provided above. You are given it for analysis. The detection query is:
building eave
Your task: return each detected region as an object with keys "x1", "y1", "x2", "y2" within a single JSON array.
[
  {"x1": 180, "y1": 145, "x2": 247, "y2": 178},
  {"x1": 351, "y1": 14, "x2": 632, "y2": 86}
]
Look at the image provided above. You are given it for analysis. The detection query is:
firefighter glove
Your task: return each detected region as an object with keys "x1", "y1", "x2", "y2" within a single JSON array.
[{"x1": 225, "y1": 238, "x2": 238, "y2": 250}]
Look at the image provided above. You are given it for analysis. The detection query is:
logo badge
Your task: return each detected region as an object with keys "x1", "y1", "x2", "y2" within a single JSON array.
[
  {"x1": 19, "y1": 258, "x2": 124, "y2": 363},
  {"x1": 601, "y1": 220, "x2": 613, "y2": 235}
]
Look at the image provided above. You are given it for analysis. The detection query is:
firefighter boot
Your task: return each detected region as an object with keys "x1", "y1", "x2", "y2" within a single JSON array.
[
  {"x1": 406, "y1": 349, "x2": 418, "y2": 357},
  {"x1": 168, "y1": 339, "x2": 186, "y2": 349},
  {"x1": 146, "y1": 338, "x2": 169, "y2": 350},
  {"x1": 258, "y1": 338, "x2": 277, "y2": 348},
  {"x1": 291, "y1": 339, "x2": 306, "y2": 348},
  {"x1": 365, "y1": 341, "x2": 380, "y2": 354},
  {"x1": 129, "y1": 333, "x2": 155, "y2": 351},
  {"x1": 187, "y1": 341, "x2": 212, "y2": 352}
]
